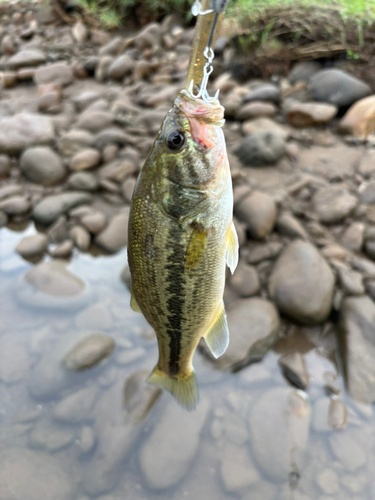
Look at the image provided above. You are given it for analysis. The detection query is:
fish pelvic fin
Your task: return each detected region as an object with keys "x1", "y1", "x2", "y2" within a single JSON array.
[
  {"x1": 130, "y1": 289, "x2": 142, "y2": 313},
  {"x1": 204, "y1": 302, "x2": 229, "y2": 358},
  {"x1": 147, "y1": 366, "x2": 199, "y2": 412},
  {"x1": 226, "y1": 221, "x2": 239, "y2": 274}
]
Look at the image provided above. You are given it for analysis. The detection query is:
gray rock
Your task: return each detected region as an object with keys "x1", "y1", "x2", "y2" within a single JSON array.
[
  {"x1": 328, "y1": 398, "x2": 347, "y2": 429},
  {"x1": 235, "y1": 191, "x2": 277, "y2": 239},
  {"x1": 15, "y1": 233, "x2": 48, "y2": 259},
  {"x1": 236, "y1": 131, "x2": 286, "y2": 166},
  {"x1": 33, "y1": 192, "x2": 92, "y2": 225},
  {"x1": 0, "y1": 335, "x2": 29, "y2": 384},
  {"x1": 229, "y1": 261, "x2": 260, "y2": 297},
  {"x1": 329, "y1": 429, "x2": 366, "y2": 471},
  {"x1": 247, "y1": 242, "x2": 283, "y2": 265},
  {"x1": 98, "y1": 37, "x2": 124, "y2": 56},
  {"x1": 341, "y1": 222, "x2": 364, "y2": 252},
  {"x1": 0, "y1": 448, "x2": 72, "y2": 500},
  {"x1": 53, "y1": 386, "x2": 99, "y2": 423},
  {"x1": 236, "y1": 101, "x2": 277, "y2": 121},
  {"x1": 0, "y1": 113, "x2": 54, "y2": 154},
  {"x1": 81, "y1": 212, "x2": 107, "y2": 234},
  {"x1": 0, "y1": 154, "x2": 10, "y2": 178},
  {"x1": 73, "y1": 91, "x2": 103, "y2": 112},
  {"x1": 78, "y1": 426, "x2": 96, "y2": 455},
  {"x1": 336, "y1": 265, "x2": 365, "y2": 295},
  {"x1": 358, "y1": 150, "x2": 375, "y2": 177},
  {"x1": 249, "y1": 388, "x2": 310, "y2": 482},
  {"x1": 0, "y1": 196, "x2": 31, "y2": 215},
  {"x1": 67, "y1": 171, "x2": 99, "y2": 191},
  {"x1": 287, "y1": 102, "x2": 337, "y2": 127},
  {"x1": 7, "y1": 49, "x2": 45, "y2": 69},
  {"x1": 20, "y1": 146, "x2": 66, "y2": 185},
  {"x1": 70, "y1": 148, "x2": 101, "y2": 171},
  {"x1": 243, "y1": 84, "x2": 280, "y2": 103},
  {"x1": 95, "y1": 55, "x2": 114, "y2": 81},
  {"x1": 312, "y1": 185, "x2": 357, "y2": 224},
  {"x1": 269, "y1": 241, "x2": 335, "y2": 324},
  {"x1": 29, "y1": 419, "x2": 75, "y2": 451},
  {"x1": 77, "y1": 111, "x2": 114, "y2": 133},
  {"x1": 276, "y1": 212, "x2": 308, "y2": 239},
  {"x1": 0, "y1": 185, "x2": 23, "y2": 200},
  {"x1": 58, "y1": 129, "x2": 95, "y2": 156},
  {"x1": 0, "y1": 210, "x2": 8, "y2": 227},
  {"x1": 63, "y1": 333, "x2": 115, "y2": 371},
  {"x1": 94, "y1": 212, "x2": 128, "y2": 253},
  {"x1": 108, "y1": 54, "x2": 134, "y2": 80},
  {"x1": 139, "y1": 398, "x2": 210, "y2": 489},
  {"x1": 359, "y1": 180, "x2": 375, "y2": 204},
  {"x1": 242, "y1": 118, "x2": 289, "y2": 140},
  {"x1": 34, "y1": 62, "x2": 74, "y2": 86},
  {"x1": 278, "y1": 352, "x2": 309, "y2": 390},
  {"x1": 69, "y1": 225, "x2": 91, "y2": 251},
  {"x1": 24, "y1": 260, "x2": 85, "y2": 297},
  {"x1": 289, "y1": 61, "x2": 321, "y2": 84},
  {"x1": 49, "y1": 240, "x2": 74, "y2": 258},
  {"x1": 308, "y1": 69, "x2": 371, "y2": 107}
]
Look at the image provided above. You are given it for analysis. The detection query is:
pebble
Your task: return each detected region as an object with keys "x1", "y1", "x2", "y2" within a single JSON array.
[
  {"x1": 69, "y1": 225, "x2": 91, "y2": 251},
  {"x1": 20, "y1": 146, "x2": 66, "y2": 185},
  {"x1": 242, "y1": 117, "x2": 289, "y2": 140},
  {"x1": 67, "y1": 171, "x2": 99, "y2": 191},
  {"x1": 77, "y1": 111, "x2": 114, "y2": 133},
  {"x1": 72, "y1": 21, "x2": 88, "y2": 43},
  {"x1": 276, "y1": 211, "x2": 308, "y2": 239},
  {"x1": 73, "y1": 91, "x2": 103, "y2": 112},
  {"x1": 98, "y1": 36, "x2": 124, "y2": 56},
  {"x1": 70, "y1": 148, "x2": 101, "y2": 171},
  {"x1": 121, "y1": 177, "x2": 136, "y2": 203},
  {"x1": 34, "y1": 62, "x2": 74, "y2": 86},
  {"x1": 247, "y1": 241, "x2": 283, "y2": 264},
  {"x1": 336, "y1": 264, "x2": 365, "y2": 295},
  {"x1": 63, "y1": 333, "x2": 115, "y2": 371},
  {"x1": 58, "y1": 129, "x2": 95, "y2": 156},
  {"x1": 289, "y1": 61, "x2": 321, "y2": 84},
  {"x1": 53, "y1": 386, "x2": 99, "y2": 423},
  {"x1": 7, "y1": 49, "x2": 45, "y2": 69},
  {"x1": 94, "y1": 211, "x2": 128, "y2": 252},
  {"x1": 24, "y1": 260, "x2": 85, "y2": 297},
  {"x1": 15, "y1": 233, "x2": 48, "y2": 259},
  {"x1": 0, "y1": 113, "x2": 54, "y2": 154},
  {"x1": 81, "y1": 211, "x2": 107, "y2": 234},
  {"x1": 75, "y1": 303, "x2": 113, "y2": 331},
  {"x1": 78, "y1": 426, "x2": 96, "y2": 455},
  {"x1": 243, "y1": 83, "x2": 280, "y2": 103},
  {"x1": 329, "y1": 429, "x2": 366, "y2": 471},
  {"x1": 341, "y1": 222, "x2": 364, "y2": 251},
  {"x1": 0, "y1": 195, "x2": 31, "y2": 215},
  {"x1": 287, "y1": 102, "x2": 337, "y2": 127},
  {"x1": 139, "y1": 398, "x2": 210, "y2": 489},
  {"x1": 359, "y1": 180, "x2": 375, "y2": 204},
  {"x1": 328, "y1": 398, "x2": 347, "y2": 429},
  {"x1": 32, "y1": 191, "x2": 93, "y2": 225},
  {"x1": 235, "y1": 131, "x2": 286, "y2": 166},
  {"x1": 269, "y1": 240, "x2": 335, "y2": 324},
  {"x1": 108, "y1": 54, "x2": 134, "y2": 80},
  {"x1": 357, "y1": 150, "x2": 375, "y2": 177},
  {"x1": 278, "y1": 352, "x2": 309, "y2": 389},
  {"x1": 339, "y1": 94, "x2": 375, "y2": 139},
  {"x1": 229, "y1": 260, "x2": 260, "y2": 297},
  {"x1": 49, "y1": 239, "x2": 74, "y2": 258},
  {"x1": 235, "y1": 191, "x2": 277, "y2": 239},
  {"x1": 312, "y1": 185, "x2": 357, "y2": 224},
  {"x1": 95, "y1": 55, "x2": 114, "y2": 81},
  {"x1": 29, "y1": 419, "x2": 75, "y2": 452},
  {"x1": 236, "y1": 101, "x2": 277, "y2": 121}
]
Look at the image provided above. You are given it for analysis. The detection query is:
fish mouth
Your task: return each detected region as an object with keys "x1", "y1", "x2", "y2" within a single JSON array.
[{"x1": 176, "y1": 91, "x2": 225, "y2": 126}]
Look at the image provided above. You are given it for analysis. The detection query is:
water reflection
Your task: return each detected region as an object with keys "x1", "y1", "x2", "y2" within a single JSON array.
[{"x1": 0, "y1": 224, "x2": 374, "y2": 500}]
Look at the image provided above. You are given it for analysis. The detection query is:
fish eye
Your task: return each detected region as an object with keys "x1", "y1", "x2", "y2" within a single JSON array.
[{"x1": 166, "y1": 131, "x2": 185, "y2": 150}]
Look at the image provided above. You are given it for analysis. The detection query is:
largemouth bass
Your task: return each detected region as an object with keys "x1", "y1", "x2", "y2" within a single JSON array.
[{"x1": 128, "y1": 90, "x2": 238, "y2": 410}]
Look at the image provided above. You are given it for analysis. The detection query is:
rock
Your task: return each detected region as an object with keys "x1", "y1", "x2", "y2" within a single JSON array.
[
  {"x1": 276, "y1": 212, "x2": 308, "y2": 239},
  {"x1": 15, "y1": 233, "x2": 48, "y2": 259},
  {"x1": 69, "y1": 225, "x2": 91, "y2": 251},
  {"x1": 235, "y1": 131, "x2": 286, "y2": 166},
  {"x1": 329, "y1": 429, "x2": 366, "y2": 471},
  {"x1": 359, "y1": 180, "x2": 375, "y2": 204},
  {"x1": 53, "y1": 386, "x2": 98, "y2": 423},
  {"x1": 328, "y1": 398, "x2": 347, "y2": 429},
  {"x1": 365, "y1": 239, "x2": 375, "y2": 260},
  {"x1": 29, "y1": 419, "x2": 75, "y2": 451},
  {"x1": 7, "y1": 49, "x2": 45, "y2": 69},
  {"x1": 339, "y1": 95, "x2": 375, "y2": 139},
  {"x1": 236, "y1": 101, "x2": 277, "y2": 121},
  {"x1": 33, "y1": 192, "x2": 92, "y2": 226},
  {"x1": 139, "y1": 399, "x2": 210, "y2": 489},
  {"x1": 34, "y1": 63, "x2": 74, "y2": 86},
  {"x1": 249, "y1": 388, "x2": 310, "y2": 482},
  {"x1": 0, "y1": 113, "x2": 54, "y2": 154},
  {"x1": 243, "y1": 84, "x2": 280, "y2": 103},
  {"x1": 0, "y1": 71, "x2": 17, "y2": 88},
  {"x1": 108, "y1": 54, "x2": 134, "y2": 80},
  {"x1": 20, "y1": 146, "x2": 66, "y2": 185},
  {"x1": 0, "y1": 196, "x2": 30, "y2": 215},
  {"x1": 235, "y1": 191, "x2": 277, "y2": 239},
  {"x1": 0, "y1": 185, "x2": 23, "y2": 201},
  {"x1": 308, "y1": 69, "x2": 371, "y2": 107},
  {"x1": 95, "y1": 55, "x2": 113, "y2": 81},
  {"x1": 24, "y1": 260, "x2": 85, "y2": 297},
  {"x1": 289, "y1": 61, "x2": 321, "y2": 84},
  {"x1": 49, "y1": 240, "x2": 74, "y2": 258},
  {"x1": 75, "y1": 303, "x2": 113, "y2": 330},
  {"x1": 298, "y1": 144, "x2": 361, "y2": 180},
  {"x1": 63, "y1": 334, "x2": 115, "y2": 371},
  {"x1": 67, "y1": 171, "x2": 99, "y2": 191},
  {"x1": 357, "y1": 150, "x2": 375, "y2": 177},
  {"x1": 336, "y1": 264, "x2": 365, "y2": 295},
  {"x1": 94, "y1": 211, "x2": 128, "y2": 252},
  {"x1": 341, "y1": 222, "x2": 364, "y2": 252},
  {"x1": 351, "y1": 256, "x2": 375, "y2": 278},
  {"x1": 269, "y1": 241, "x2": 335, "y2": 324},
  {"x1": 339, "y1": 296, "x2": 375, "y2": 404},
  {"x1": 287, "y1": 102, "x2": 337, "y2": 127},
  {"x1": 316, "y1": 469, "x2": 339, "y2": 494},
  {"x1": 0, "y1": 448, "x2": 72, "y2": 500},
  {"x1": 121, "y1": 177, "x2": 136, "y2": 203},
  {"x1": 278, "y1": 352, "x2": 309, "y2": 390},
  {"x1": 81, "y1": 212, "x2": 107, "y2": 234},
  {"x1": 73, "y1": 91, "x2": 103, "y2": 112},
  {"x1": 77, "y1": 111, "x2": 114, "y2": 133},
  {"x1": 214, "y1": 298, "x2": 280, "y2": 369},
  {"x1": 98, "y1": 37, "x2": 124, "y2": 56},
  {"x1": 242, "y1": 118, "x2": 288, "y2": 140},
  {"x1": 229, "y1": 261, "x2": 260, "y2": 297},
  {"x1": 0, "y1": 210, "x2": 8, "y2": 227},
  {"x1": 70, "y1": 148, "x2": 101, "y2": 171},
  {"x1": 37, "y1": 91, "x2": 62, "y2": 113},
  {"x1": 247, "y1": 241, "x2": 283, "y2": 264},
  {"x1": 136, "y1": 23, "x2": 162, "y2": 50},
  {"x1": 78, "y1": 426, "x2": 96, "y2": 455},
  {"x1": 0, "y1": 335, "x2": 29, "y2": 383},
  {"x1": 0, "y1": 154, "x2": 10, "y2": 178},
  {"x1": 312, "y1": 185, "x2": 357, "y2": 224},
  {"x1": 72, "y1": 21, "x2": 88, "y2": 43},
  {"x1": 220, "y1": 444, "x2": 260, "y2": 492},
  {"x1": 58, "y1": 129, "x2": 95, "y2": 156}
]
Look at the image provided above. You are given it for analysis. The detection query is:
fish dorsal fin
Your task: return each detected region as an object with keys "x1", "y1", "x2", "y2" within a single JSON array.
[
  {"x1": 204, "y1": 302, "x2": 229, "y2": 358},
  {"x1": 226, "y1": 221, "x2": 239, "y2": 274},
  {"x1": 147, "y1": 366, "x2": 199, "y2": 411},
  {"x1": 130, "y1": 290, "x2": 142, "y2": 313}
]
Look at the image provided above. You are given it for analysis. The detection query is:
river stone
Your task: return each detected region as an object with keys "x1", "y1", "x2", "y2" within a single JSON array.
[
  {"x1": 235, "y1": 131, "x2": 286, "y2": 166},
  {"x1": 94, "y1": 211, "x2": 128, "y2": 253},
  {"x1": 34, "y1": 62, "x2": 74, "y2": 86},
  {"x1": 29, "y1": 419, "x2": 75, "y2": 452},
  {"x1": 242, "y1": 118, "x2": 289, "y2": 140},
  {"x1": 77, "y1": 111, "x2": 114, "y2": 133},
  {"x1": 81, "y1": 212, "x2": 107, "y2": 234},
  {"x1": 229, "y1": 261, "x2": 260, "y2": 297},
  {"x1": 108, "y1": 54, "x2": 134, "y2": 80},
  {"x1": 236, "y1": 101, "x2": 277, "y2": 121},
  {"x1": 312, "y1": 185, "x2": 357, "y2": 224},
  {"x1": 278, "y1": 352, "x2": 309, "y2": 390},
  {"x1": 339, "y1": 95, "x2": 375, "y2": 139},
  {"x1": 67, "y1": 171, "x2": 99, "y2": 191},
  {"x1": 15, "y1": 233, "x2": 48, "y2": 259},
  {"x1": 79, "y1": 426, "x2": 96, "y2": 455},
  {"x1": 359, "y1": 180, "x2": 375, "y2": 204},
  {"x1": 0, "y1": 196, "x2": 31, "y2": 215},
  {"x1": 69, "y1": 225, "x2": 91, "y2": 251},
  {"x1": 70, "y1": 148, "x2": 101, "y2": 171},
  {"x1": 308, "y1": 69, "x2": 371, "y2": 107},
  {"x1": 269, "y1": 241, "x2": 335, "y2": 324},
  {"x1": 289, "y1": 61, "x2": 321, "y2": 84},
  {"x1": 58, "y1": 129, "x2": 95, "y2": 156},
  {"x1": 235, "y1": 191, "x2": 277, "y2": 239},
  {"x1": 20, "y1": 146, "x2": 66, "y2": 185},
  {"x1": 0, "y1": 448, "x2": 72, "y2": 500},
  {"x1": 0, "y1": 336, "x2": 29, "y2": 384},
  {"x1": 24, "y1": 260, "x2": 85, "y2": 297},
  {"x1": 287, "y1": 102, "x2": 337, "y2": 127},
  {"x1": 329, "y1": 429, "x2": 366, "y2": 472},
  {"x1": 72, "y1": 21, "x2": 88, "y2": 43},
  {"x1": 220, "y1": 444, "x2": 260, "y2": 492},
  {"x1": 339, "y1": 296, "x2": 375, "y2": 404},
  {"x1": 0, "y1": 185, "x2": 23, "y2": 200},
  {"x1": 33, "y1": 192, "x2": 92, "y2": 225},
  {"x1": 7, "y1": 49, "x2": 45, "y2": 70},
  {"x1": 49, "y1": 240, "x2": 74, "y2": 258},
  {"x1": 63, "y1": 334, "x2": 115, "y2": 371},
  {"x1": 276, "y1": 212, "x2": 308, "y2": 239},
  {"x1": 243, "y1": 84, "x2": 280, "y2": 103},
  {"x1": 0, "y1": 113, "x2": 54, "y2": 154},
  {"x1": 139, "y1": 398, "x2": 210, "y2": 489},
  {"x1": 53, "y1": 386, "x2": 99, "y2": 423}
]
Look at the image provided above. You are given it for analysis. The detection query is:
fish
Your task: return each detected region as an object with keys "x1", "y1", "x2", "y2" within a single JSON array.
[{"x1": 127, "y1": 89, "x2": 238, "y2": 411}]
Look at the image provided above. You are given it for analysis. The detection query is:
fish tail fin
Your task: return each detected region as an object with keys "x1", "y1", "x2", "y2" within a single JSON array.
[{"x1": 147, "y1": 366, "x2": 199, "y2": 412}]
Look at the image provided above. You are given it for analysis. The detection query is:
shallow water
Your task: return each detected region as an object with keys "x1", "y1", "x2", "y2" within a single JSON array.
[{"x1": 0, "y1": 223, "x2": 375, "y2": 500}]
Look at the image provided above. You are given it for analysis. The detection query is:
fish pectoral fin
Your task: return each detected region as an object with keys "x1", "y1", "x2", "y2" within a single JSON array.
[
  {"x1": 185, "y1": 224, "x2": 209, "y2": 271},
  {"x1": 130, "y1": 290, "x2": 142, "y2": 313},
  {"x1": 226, "y1": 221, "x2": 239, "y2": 274},
  {"x1": 147, "y1": 366, "x2": 199, "y2": 412},
  {"x1": 204, "y1": 303, "x2": 229, "y2": 358}
]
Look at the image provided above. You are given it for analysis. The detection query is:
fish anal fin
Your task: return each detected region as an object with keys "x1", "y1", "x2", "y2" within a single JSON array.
[
  {"x1": 130, "y1": 290, "x2": 142, "y2": 313},
  {"x1": 204, "y1": 302, "x2": 229, "y2": 358},
  {"x1": 226, "y1": 221, "x2": 239, "y2": 274},
  {"x1": 147, "y1": 366, "x2": 199, "y2": 411},
  {"x1": 186, "y1": 225, "x2": 209, "y2": 271}
]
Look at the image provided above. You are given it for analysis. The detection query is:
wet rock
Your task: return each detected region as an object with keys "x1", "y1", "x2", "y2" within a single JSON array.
[
  {"x1": 235, "y1": 191, "x2": 277, "y2": 239},
  {"x1": 328, "y1": 398, "x2": 347, "y2": 429},
  {"x1": 341, "y1": 222, "x2": 364, "y2": 252},
  {"x1": 15, "y1": 233, "x2": 48, "y2": 259},
  {"x1": 287, "y1": 102, "x2": 337, "y2": 127},
  {"x1": 72, "y1": 21, "x2": 88, "y2": 43},
  {"x1": 0, "y1": 196, "x2": 31, "y2": 215},
  {"x1": 0, "y1": 154, "x2": 10, "y2": 178},
  {"x1": 69, "y1": 225, "x2": 91, "y2": 251},
  {"x1": 67, "y1": 171, "x2": 99, "y2": 191},
  {"x1": 108, "y1": 54, "x2": 134, "y2": 80},
  {"x1": 0, "y1": 210, "x2": 8, "y2": 227},
  {"x1": 81, "y1": 212, "x2": 107, "y2": 234},
  {"x1": 229, "y1": 261, "x2": 260, "y2": 297},
  {"x1": 316, "y1": 469, "x2": 339, "y2": 494},
  {"x1": 0, "y1": 113, "x2": 54, "y2": 154},
  {"x1": 279, "y1": 352, "x2": 309, "y2": 389},
  {"x1": 249, "y1": 388, "x2": 310, "y2": 482},
  {"x1": 70, "y1": 148, "x2": 101, "y2": 171},
  {"x1": 243, "y1": 84, "x2": 280, "y2": 103},
  {"x1": 242, "y1": 117, "x2": 288, "y2": 140},
  {"x1": 0, "y1": 336, "x2": 29, "y2": 384},
  {"x1": 276, "y1": 212, "x2": 308, "y2": 239},
  {"x1": 220, "y1": 444, "x2": 260, "y2": 492},
  {"x1": 24, "y1": 260, "x2": 85, "y2": 297},
  {"x1": 312, "y1": 185, "x2": 357, "y2": 224},
  {"x1": 236, "y1": 101, "x2": 277, "y2": 121},
  {"x1": 29, "y1": 419, "x2": 75, "y2": 452},
  {"x1": 63, "y1": 334, "x2": 115, "y2": 371},
  {"x1": 34, "y1": 62, "x2": 74, "y2": 86},
  {"x1": 339, "y1": 95, "x2": 375, "y2": 139},
  {"x1": 308, "y1": 69, "x2": 371, "y2": 107},
  {"x1": 0, "y1": 448, "x2": 72, "y2": 500},
  {"x1": 336, "y1": 264, "x2": 365, "y2": 295},
  {"x1": 329, "y1": 429, "x2": 366, "y2": 471},
  {"x1": 269, "y1": 241, "x2": 335, "y2": 324},
  {"x1": 289, "y1": 61, "x2": 321, "y2": 84},
  {"x1": 94, "y1": 211, "x2": 128, "y2": 253},
  {"x1": 49, "y1": 240, "x2": 74, "y2": 258},
  {"x1": 7, "y1": 49, "x2": 45, "y2": 69},
  {"x1": 339, "y1": 296, "x2": 375, "y2": 404},
  {"x1": 53, "y1": 386, "x2": 99, "y2": 423},
  {"x1": 235, "y1": 131, "x2": 286, "y2": 166},
  {"x1": 20, "y1": 146, "x2": 66, "y2": 185},
  {"x1": 58, "y1": 129, "x2": 95, "y2": 156},
  {"x1": 139, "y1": 398, "x2": 210, "y2": 489},
  {"x1": 77, "y1": 111, "x2": 114, "y2": 133},
  {"x1": 33, "y1": 192, "x2": 92, "y2": 226}
]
